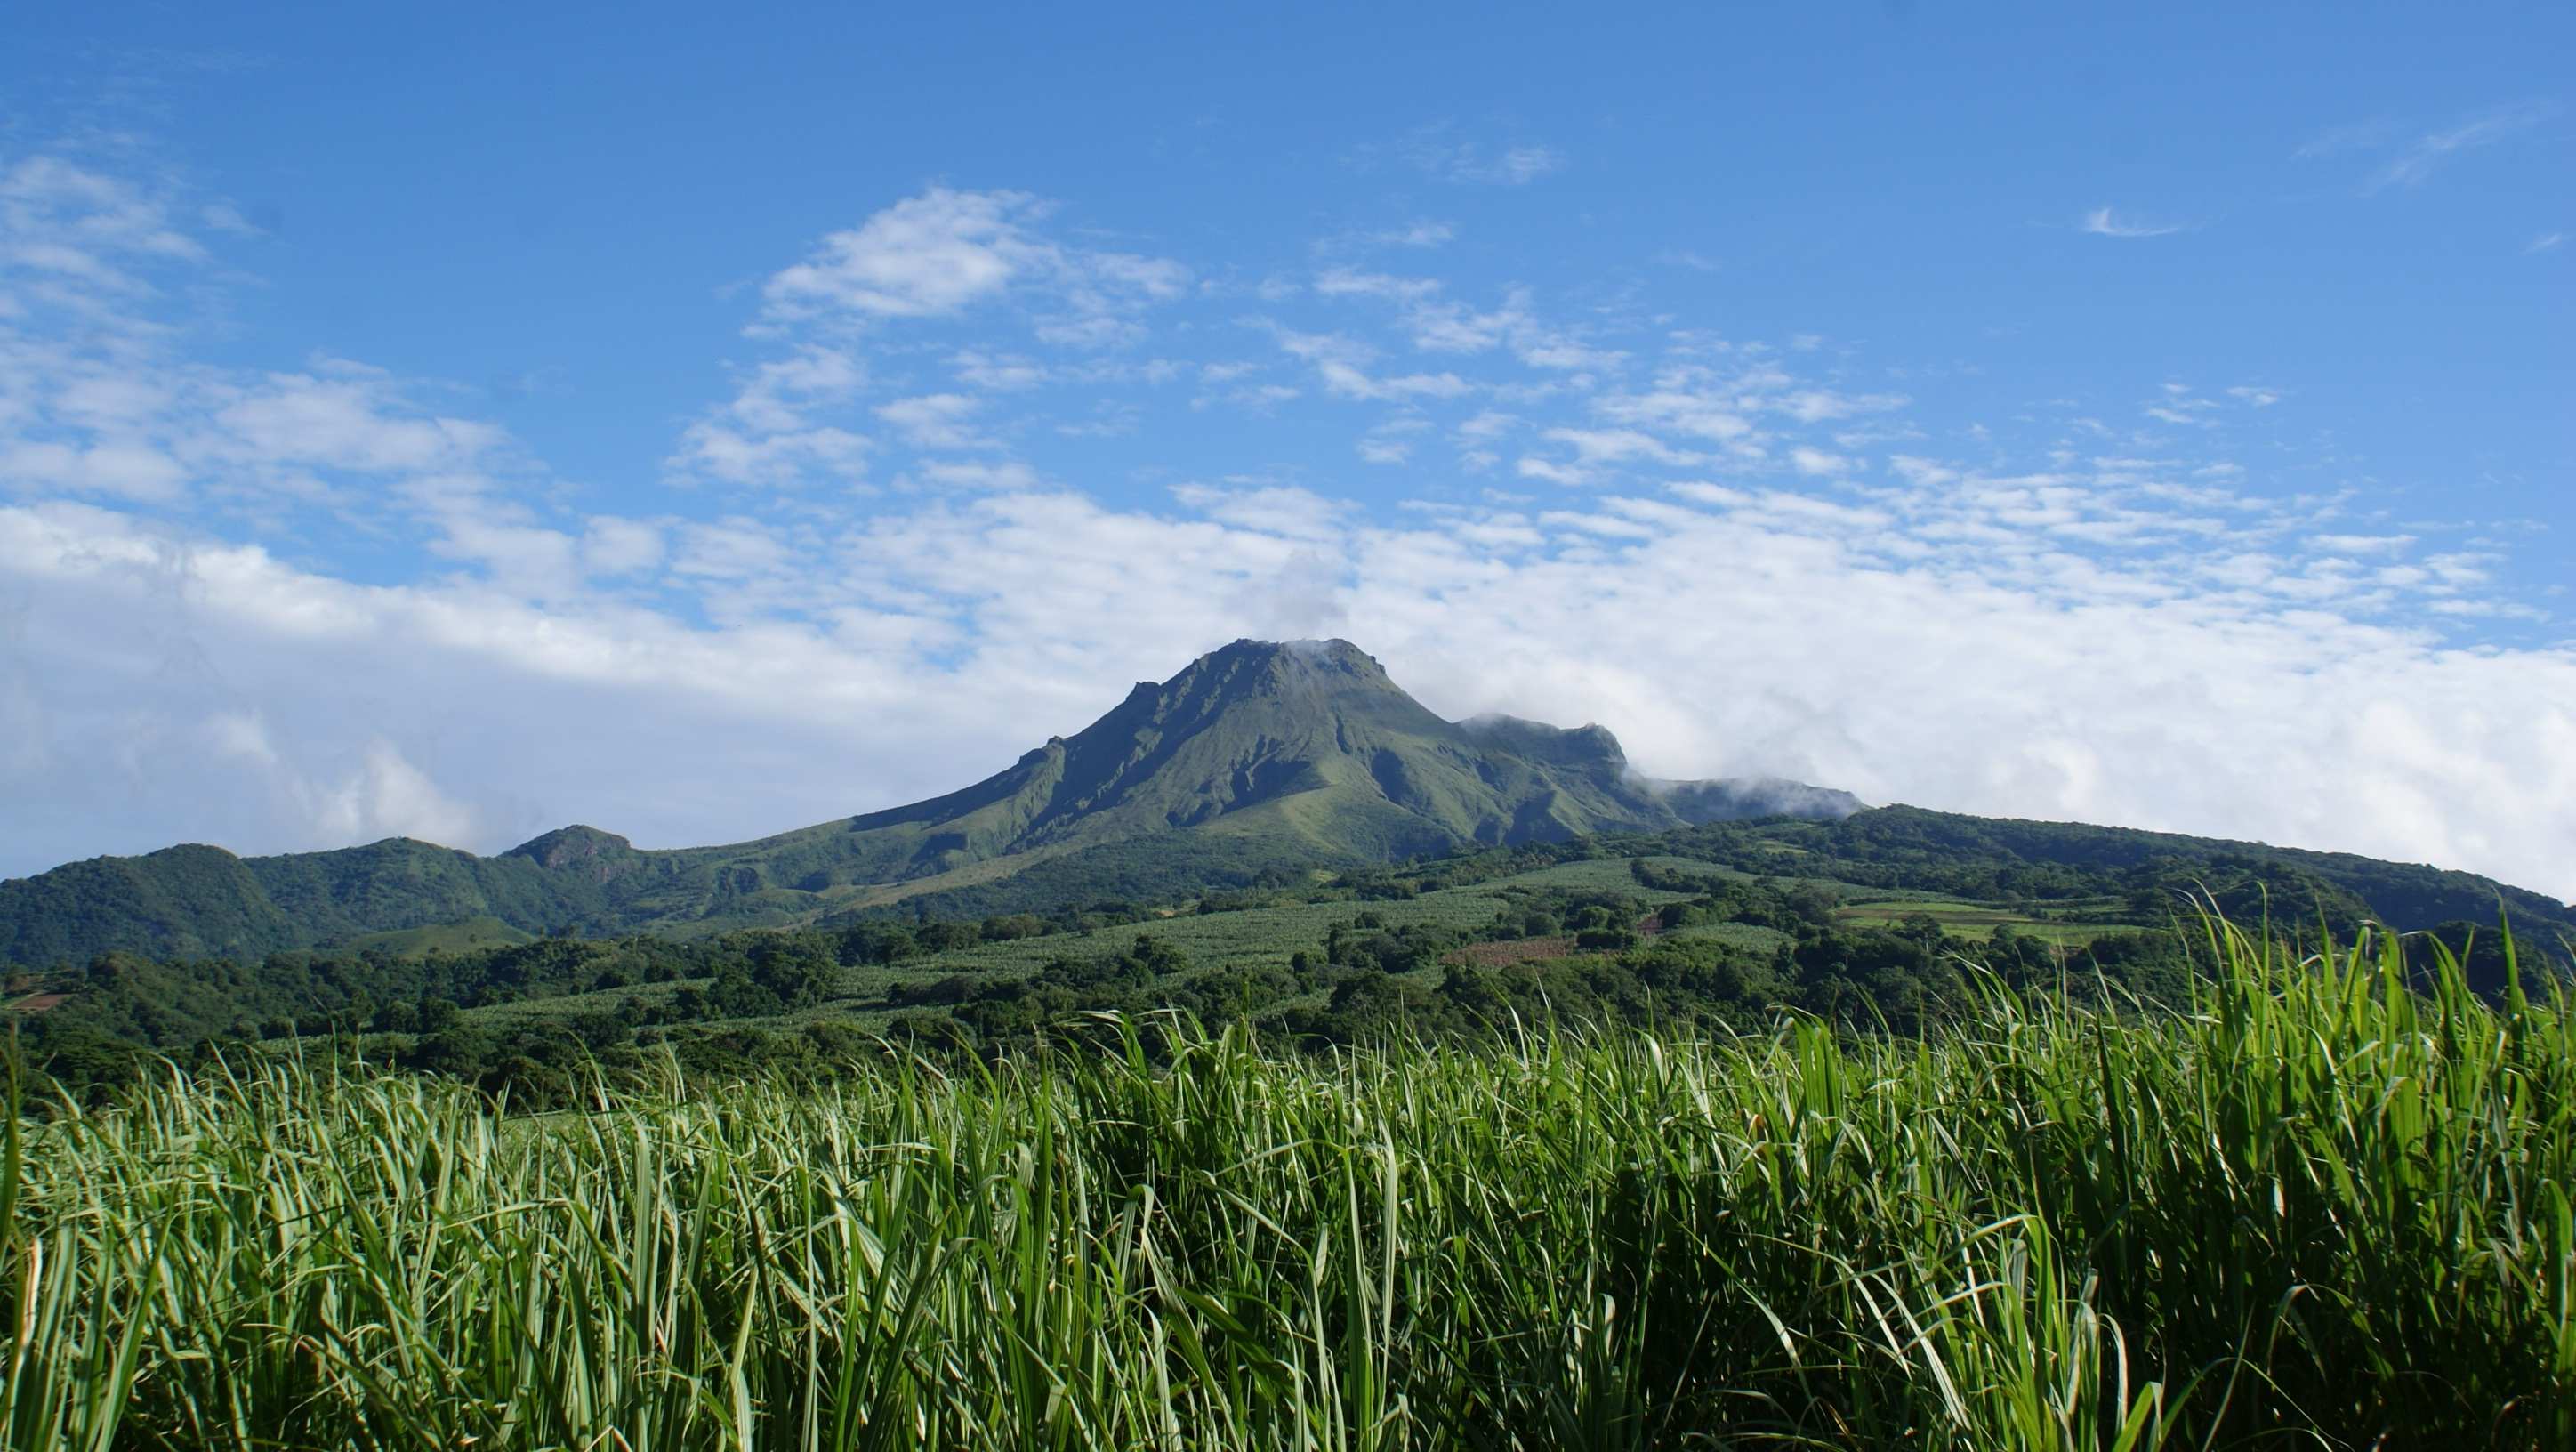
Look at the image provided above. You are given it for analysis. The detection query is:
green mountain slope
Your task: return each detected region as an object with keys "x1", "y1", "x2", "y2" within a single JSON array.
[
  {"x1": 0, "y1": 639, "x2": 1860, "y2": 965},
  {"x1": 1719, "y1": 806, "x2": 2576, "y2": 936}
]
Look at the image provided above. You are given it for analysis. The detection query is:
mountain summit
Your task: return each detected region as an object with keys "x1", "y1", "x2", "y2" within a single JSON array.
[
  {"x1": 0, "y1": 639, "x2": 1860, "y2": 963},
  {"x1": 920, "y1": 637, "x2": 1700, "y2": 858}
]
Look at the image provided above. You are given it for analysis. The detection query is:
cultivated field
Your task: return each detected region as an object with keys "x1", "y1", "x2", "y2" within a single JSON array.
[
  {"x1": 1831, "y1": 896, "x2": 2139, "y2": 948},
  {"x1": 470, "y1": 853, "x2": 1728, "y2": 1033}
]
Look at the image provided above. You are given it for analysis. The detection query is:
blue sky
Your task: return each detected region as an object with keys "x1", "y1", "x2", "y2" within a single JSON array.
[{"x1": 4, "y1": 3, "x2": 2572, "y2": 893}]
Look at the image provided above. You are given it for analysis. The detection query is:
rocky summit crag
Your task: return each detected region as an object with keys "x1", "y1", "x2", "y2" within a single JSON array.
[{"x1": 0, "y1": 640, "x2": 1861, "y2": 964}]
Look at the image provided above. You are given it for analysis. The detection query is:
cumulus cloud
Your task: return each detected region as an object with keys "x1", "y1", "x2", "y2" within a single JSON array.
[
  {"x1": 671, "y1": 419, "x2": 868, "y2": 488},
  {"x1": 912, "y1": 458, "x2": 1041, "y2": 491},
  {"x1": 664, "y1": 187, "x2": 1186, "y2": 488},
  {"x1": 1309, "y1": 273, "x2": 1622, "y2": 377},
  {"x1": 1790, "y1": 446, "x2": 1850, "y2": 477},
  {"x1": 724, "y1": 346, "x2": 865, "y2": 432},
  {"x1": 9, "y1": 488, "x2": 2572, "y2": 895},
  {"x1": 2312, "y1": 532, "x2": 2415, "y2": 555},
  {"x1": 0, "y1": 437, "x2": 187, "y2": 501},
  {"x1": 761, "y1": 188, "x2": 1051, "y2": 320},
  {"x1": 310, "y1": 740, "x2": 483, "y2": 850},
  {"x1": 1519, "y1": 427, "x2": 1708, "y2": 484},
  {"x1": 1266, "y1": 325, "x2": 1471, "y2": 402},
  {"x1": 874, "y1": 392, "x2": 991, "y2": 450},
  {"x1": 214, "y1": 370, "x2": 503, "y2": 473},
  {"x1": 0, "y1": 157, "x2": 208, "y2": 301}
]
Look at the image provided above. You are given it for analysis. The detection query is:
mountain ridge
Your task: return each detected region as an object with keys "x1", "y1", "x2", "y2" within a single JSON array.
[
  {"x1": 0, "y1": 638, "x2": 1864, "y2": 965},
  {"x1": 12, "y1": 636, "x2": 2564, "y2": 971}
]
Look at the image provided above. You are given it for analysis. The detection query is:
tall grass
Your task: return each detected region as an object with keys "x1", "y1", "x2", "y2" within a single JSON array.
[{"x1": 4, "y1": 918, "x2": 2568, "y2": 1449}]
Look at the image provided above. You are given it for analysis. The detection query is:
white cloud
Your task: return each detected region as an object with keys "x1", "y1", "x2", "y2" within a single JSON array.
[
  {"x1": 0, "y1": 439, "x2": 188, "y2": 502},
  {"x1": 746, "y1": 185, "x2": 1185, "y2": 337},
  {"x1": 2528, "y1": 232, "x2": 2566, "y2": 254},
  {"x1": 1370, "y1": 221, "x2": 1454, "y2": 247},
  {"x1": 950, "y1": 350, "x2": 1048, "y2": 390},
  {"x1": 2080, "y1": 206, "x2": 2188, "y2": 238},
  {"x1": 672, "y1": 419, "x2": 868, "y2": 488},
  {"x1": 581, "y1": 516, "x2": 666, "y2": 576},
  {"x1": 198, "y1": 707, "x2": 481, "y2": 851},
  {"x1": 913, "y1": 459, "x2": 1041, "y2": 491},
  {"x1": 874, "y1": 392, "x2": 991, "y2": 449},
  {"x1": 656, "y1": 187, "x2": 1191, "y2": 488},
  {"x1": 1357, "y1": 437, "x2": 1412, "y2": 465},
  {"x1": 0, "y1": 157, "x2": 208, "y2": 301},
  {"x1": 213, "y1": 371, "x2": 503, "y2": 473},
  {"x1": 1308, "y1": 272, "x2": 1618, "y2": 380},
  {"x1": 2312, "y1": 533, "x2": 2415, "y2": 555},
  {"x1": 1597, "y1": 386, "x2": 1753, "y2": 442},
  {"x1": 1513, "y1": 456, "x2": 1590, "y2": 487},
  {"x1": 727, "y1": 346, "x2": 865, "y2": 432},
  {"x1": 1518, "y1": 339, "x2": 1624, "y2": 372},
  {"x1": 1790, "y1": 446, "x2": 1850, "y2": 477},
  {"x1": 1543, "y1": 427, "x2": 1706, "y2": 468},
  {"x1": 1394, "y1": 130, "x2": 1566, "y2": 185},
  {"x1": 761, "y1": 188, "x2": 1051, "y2": 320},
  {"x1": 313, "y1": 740, "x2": 483, "y2": 850},
  {"x1": 1888, "y1": 455, "x2": 1960, "y2": 488},
  {"x1": 1775, "y1": 389, "x2": 1907, "y2": 424},
  {"x1": 1169, "y1": 482, "x2": 1348, "y2": 539},
  {"x1": 1268, "y1": 325, "x2": 1471, "y2": 401},
  {"x1": 1476, "y1": 146, "x2": 1564, "y2": 184},
  {"x1": 2365, "y1": 102, "x2": 2554, "y2": 193},
  {"x1": 1314, "y1": 267, "x2": 1443, "y2": 304},
  {"x1": 11, "y1": 488, "x2": 2570, "y2": 895}
]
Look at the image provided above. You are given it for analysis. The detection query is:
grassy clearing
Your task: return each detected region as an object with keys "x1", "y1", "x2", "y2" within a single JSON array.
[
  {"x1": 1832, "y1": 899, "x2": 2137, "y2": 948},
  {"x1": 1652, "y1": 920, "x2": 1792, "y2": 953},
  {"x1": 5, "y1": 918, "x2": 2568, "y2": 1449},
  {"x1": 337, "y1": 916, "x2": 537, "y2": 956}
]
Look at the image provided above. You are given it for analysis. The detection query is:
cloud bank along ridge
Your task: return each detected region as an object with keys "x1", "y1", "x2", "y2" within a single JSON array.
[{"x1": 0, "y1": 152, "x2": 2571, "y2": 893}]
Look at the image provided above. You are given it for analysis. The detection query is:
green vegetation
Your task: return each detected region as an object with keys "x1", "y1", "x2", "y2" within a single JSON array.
[
  {"x1": 342, "y1": 915, "x2": 536, "y2": 956},
  {"x1": 1831, "y1": 896, "x2": 2137, "y2": 948},
  {"x1": 4, "y1": 642, "x2": 2564, "y2": 986},
  {"x1": 4, "y1": 919, "x2": 2566, "y2": 1448},
  {"x1": 4, "y1": 645, "x2": 2564, "y2": 1448},
  {"x1": 5, "y1": 843, "x2": 2220, "y2": 1106},
  {"x1": 1740, "y1": 806, "x2": 2576, "y2": 933},
  {"x1": 13, "y1": 815, "x2": 2569, "y2": 1111}
]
